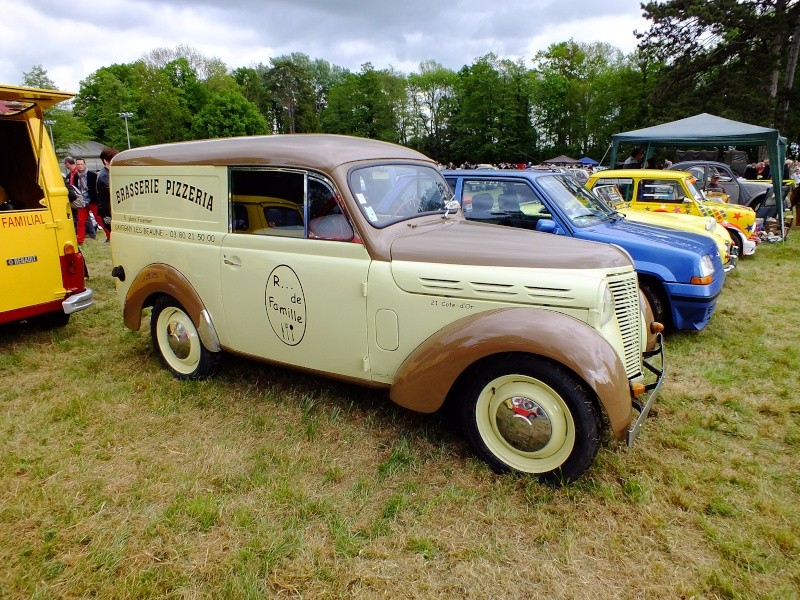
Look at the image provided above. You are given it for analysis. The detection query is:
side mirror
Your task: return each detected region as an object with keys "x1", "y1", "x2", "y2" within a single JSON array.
[{"x1": 535, "y1": 219, "x2": 563, "y2": 234}]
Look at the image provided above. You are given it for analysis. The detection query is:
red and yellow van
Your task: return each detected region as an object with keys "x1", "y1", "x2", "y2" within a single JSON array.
[{"x1": 0, "y1": 84, "x2": 92, "y2": 327}]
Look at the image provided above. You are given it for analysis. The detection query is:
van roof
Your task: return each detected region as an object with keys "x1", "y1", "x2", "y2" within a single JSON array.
[
  {"x1": 0, "y1": 85, "x2": 73, "y2": 112},
  {"x1": 113, "y1": 134, "x2": 434, "y2": 172}
]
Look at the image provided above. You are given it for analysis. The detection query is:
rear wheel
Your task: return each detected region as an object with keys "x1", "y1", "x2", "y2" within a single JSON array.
[
  {"x1": 32, "y1": 310, "x2": 70, "y2": 329},
  {"x1": 150, "y1": 296, "x2": 217, "y2": 380},
  {"x1": 459, "y1": 355, "x2": 601, "y2": 484}
]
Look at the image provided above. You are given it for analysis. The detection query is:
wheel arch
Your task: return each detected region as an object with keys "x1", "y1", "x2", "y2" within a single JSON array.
[
  {"x1": 123, "y1": 263, "x2": 221, "y2": 352},
  {"x1": 389, "y1": 307, "x2": 634, "y2": 440},
  {"x1": 723, "y1": 225, "x2": 748, "y2": 255},
  {"x1": 637, "y1": 274, "x2": 672, "y2": 330}
]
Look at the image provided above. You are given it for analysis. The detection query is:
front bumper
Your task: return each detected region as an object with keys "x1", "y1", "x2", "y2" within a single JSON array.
[
  {"x1": 742, "y1": 237, "x2": 757, "y2": 256},
  {"x1": 724, "y1": 245, "x2": 738, "y2": 273},
  {"x1": 627, "y1": 332, "x2": 665, "y2": 446},
  {"x1": 665, "y1": 279, "x2": 724, "y2": 331},
  {"x1": 62, "y1": 288, "x2": 94, "y2": 314}
]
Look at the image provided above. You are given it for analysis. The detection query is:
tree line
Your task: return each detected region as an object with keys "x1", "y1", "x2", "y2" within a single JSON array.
[{"x1": 23, "y1": 0, "x2": 800, "y2": 166}]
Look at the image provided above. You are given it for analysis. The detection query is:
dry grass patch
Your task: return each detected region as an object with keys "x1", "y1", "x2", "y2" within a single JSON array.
[{"x1": 2, "y1": 236, "x2": 800, "y2": 599}]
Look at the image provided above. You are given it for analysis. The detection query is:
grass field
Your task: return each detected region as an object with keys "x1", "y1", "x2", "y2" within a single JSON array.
[{"x1": 2, "y1": 233, "x2": 799, "y2": 599}]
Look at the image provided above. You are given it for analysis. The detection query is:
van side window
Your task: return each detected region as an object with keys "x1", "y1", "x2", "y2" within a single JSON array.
[
  {"x1": 0, "y1": 120, "x2": 45, "y2": 211},
  {"x1": 307, "y1": 177, "x2": 355, "y2": 242},
  {"x1": 230, "y1": 169, "x2": 304, "y2": 237},
  {"x1": 229, "y1": 169, "x2": 355, "y2": 242}
]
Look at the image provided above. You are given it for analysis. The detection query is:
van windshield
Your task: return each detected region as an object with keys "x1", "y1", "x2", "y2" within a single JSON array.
[{"x1": 348, "y1": 164, "x2": 455, "y2": 227}]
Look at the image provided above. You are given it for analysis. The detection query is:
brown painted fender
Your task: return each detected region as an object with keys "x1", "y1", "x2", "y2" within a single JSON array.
[
  {"x1": 122, "y1": 263, "x2": 220, "y2": 351},
  {"x1": 389, "y1": 307, "x2": 633, "y2": 440}
]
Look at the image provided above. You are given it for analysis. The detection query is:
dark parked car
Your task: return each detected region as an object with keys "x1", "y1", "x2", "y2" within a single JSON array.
[{"x1": 669, "y1": 160, "x2": 786, "y2": 219}]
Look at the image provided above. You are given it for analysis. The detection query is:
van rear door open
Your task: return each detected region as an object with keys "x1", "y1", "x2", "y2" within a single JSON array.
[{"x1": 0, "y1": 85, "x2": 92, "y2": 326}]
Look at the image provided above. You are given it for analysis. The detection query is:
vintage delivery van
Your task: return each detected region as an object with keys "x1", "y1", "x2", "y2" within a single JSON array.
[
  {"x1": 0, "y1": 85, "x2": 92, "y2": 327},
  {"x1": 110, "y1": 134, "x2": 664, "y2": 483}
]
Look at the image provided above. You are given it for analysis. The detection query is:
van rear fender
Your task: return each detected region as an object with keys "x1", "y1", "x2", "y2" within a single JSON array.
[
  {"x1": 389, "y1": 308, "x2": 633, "y2": 440},
  {"x1": 123, "y1": 263, "x2": 220, "y2": 351}
]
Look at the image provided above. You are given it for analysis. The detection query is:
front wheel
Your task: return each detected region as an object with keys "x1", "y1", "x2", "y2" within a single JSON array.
[
  {"x1": 640, "y1": 281, "x2": 669, "y2": 330},
  {"x1": 459, "y1": 355, "x2": 601, "y2": 484},
  {"x1": 727, "y1": 228, "x2": 745, "y2": 258},
  {"x1": 150, "y1": 296, "x2": 218, "y2": 380}
]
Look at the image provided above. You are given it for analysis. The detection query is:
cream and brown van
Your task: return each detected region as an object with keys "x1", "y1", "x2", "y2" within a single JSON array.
[
  {"x1": 0, "y1": 85, "x2": 92, "y2": 327},
  {"x1": 110, "y1": 134, "x2": 664, "y2": 483}
]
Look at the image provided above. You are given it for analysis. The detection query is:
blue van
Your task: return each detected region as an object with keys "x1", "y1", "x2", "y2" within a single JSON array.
[{"x1": 443, "y1": 169, "x2": 725, "y2": 331}]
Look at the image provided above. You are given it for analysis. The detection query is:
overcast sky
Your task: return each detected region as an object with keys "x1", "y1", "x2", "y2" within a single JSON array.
[{"x1": 2, "y1": 0, "x2": 648, "y2": 93}]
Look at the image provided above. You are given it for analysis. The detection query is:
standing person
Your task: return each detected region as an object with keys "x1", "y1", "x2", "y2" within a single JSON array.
[
  {"x1": 63, "y1": 156, "x2": 92, "y2": 238},
  {"x1": 761, "y1": 159, "x2": 771, "y2": 180},
  {"x1": 96, "y1": 147, "x2": 119, "y2": 234},
  {"x1": 75, "y1": 157, "x2": 110, "y2": 244}
]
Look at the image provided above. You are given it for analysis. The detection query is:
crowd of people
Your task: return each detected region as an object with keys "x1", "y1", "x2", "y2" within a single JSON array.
[{"x1": 63, "y1": 148, "x2": 118, "y2": 245}]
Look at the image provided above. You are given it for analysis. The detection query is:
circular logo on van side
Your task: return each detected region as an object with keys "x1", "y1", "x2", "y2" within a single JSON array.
[{"x1": 265, "y1": 265, "x2": 306, "y2": 346}]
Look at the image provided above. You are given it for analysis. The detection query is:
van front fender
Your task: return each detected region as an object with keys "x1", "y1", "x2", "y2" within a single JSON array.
[
  {"x1": 123, "y1": 263, "x2": 220, "y2": 352},
  {"x1": 389, "y1": 307, "x2": 633, "y2": 440}
]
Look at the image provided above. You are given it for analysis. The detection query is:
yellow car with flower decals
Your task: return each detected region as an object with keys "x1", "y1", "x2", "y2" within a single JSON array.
[
  {"x1": 587, "y1": 169, "x2": 758, "y2": 257},
  {"x1": 590, "y1": 182, "x2": 735, "y2": 271}
]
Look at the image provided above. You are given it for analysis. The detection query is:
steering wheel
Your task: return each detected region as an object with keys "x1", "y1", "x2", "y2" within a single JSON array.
[{"x1": 392, "y1": 198, "x2": 419, "y2": 217}]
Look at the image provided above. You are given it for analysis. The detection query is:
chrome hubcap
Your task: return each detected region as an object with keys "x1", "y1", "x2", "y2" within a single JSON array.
[
  {"x1": 495, "y1": 395, "x2": 552, "y2": 452},
  {"x1": 166, "y1": 320, "x2": 191, "y2": 359}
]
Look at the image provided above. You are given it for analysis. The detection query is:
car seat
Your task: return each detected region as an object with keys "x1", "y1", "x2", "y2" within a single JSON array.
[
  {"x1": 232, "y1": 204, "x2": 249, "y2": 231},
  {"x1": 470, "y1": 192, "x2": 494, "y2": 217},
  {"x1": 498, "y1": 192, "x2": 520, "y2": 212}
]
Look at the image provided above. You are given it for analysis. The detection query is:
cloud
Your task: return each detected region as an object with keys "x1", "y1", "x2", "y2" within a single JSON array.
[{"x1": 0, "y1": 0, "x2": 647, "y2": 92}]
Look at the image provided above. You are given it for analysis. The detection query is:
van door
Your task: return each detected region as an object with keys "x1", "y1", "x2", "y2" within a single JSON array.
[
  {"x1": 0, "y1": 95, "x2": 69, "y2": 316},
  {"x1": 0, "y1": 208, "x2": 65, "y2": 314},
  {"x1": 220, "y1": 169, "x2": 371, "y2": 381}
]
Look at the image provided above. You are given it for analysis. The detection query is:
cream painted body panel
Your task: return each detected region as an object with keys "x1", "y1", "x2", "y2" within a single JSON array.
[
  {"x1": 366, "y1": 261, "x2": 638, "y2": 385},
  {"x1": 219, "y1": 234, "x2": 371, "y2": 378},
  {"x1": 111, "y1": 166, "x2": 230, "y2": 341}
]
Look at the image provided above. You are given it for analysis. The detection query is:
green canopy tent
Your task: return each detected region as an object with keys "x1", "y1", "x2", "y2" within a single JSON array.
[{"x1": 610, "y1": 113, "x2": 788, "y2": 238}]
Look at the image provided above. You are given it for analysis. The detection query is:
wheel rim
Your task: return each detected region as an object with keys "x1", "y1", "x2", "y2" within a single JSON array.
[
  {"x1": 475, "y1": 374, "x2": 575, "y2": 473},
  {"x1": 156, "y1": 306, "x2": 201, "y2": 375}
]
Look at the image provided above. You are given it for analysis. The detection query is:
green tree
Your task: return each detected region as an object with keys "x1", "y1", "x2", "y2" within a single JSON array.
[
  {"x1": 21, "y1": 65, "x2": 58, "y2": 90},
  {"x1": 495, "y1": 59, "x2": 537, "y2": 164},
  {"x1": 233, "y1": 65, "x2": 273, "y2": 125},
  {"x1": 23, "y1": 65, "x2": 92, "y2": 154},
  {"x1": 190, "y1": 89, "x2": 268, "y2": 139},
  {"x1": 450, "y1": 55, "x2": 505, "y2": 164},
  {"x1": 321, "y1": 63, "x2": 407, "y2": 142},
  {"x1": 638, "y1": 0, "x2": 800, "y2": 138},
  {"x1": 406, "y1": 61, "x2": 457, "y2": 161},
  {"x1": 265, "y1": 56, "x2": 320, "y2": 133},
  {"x1": 530, "y1": 40, "x2": 640, "y2": 160},
  {"x1": 74, "y1": 64, "x2": 140, "y2": 149}
]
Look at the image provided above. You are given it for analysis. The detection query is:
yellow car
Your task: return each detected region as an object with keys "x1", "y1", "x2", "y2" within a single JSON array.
[
  {"x1": 591, "y1": 183, "x2": 735, "y2": 270},
  {"x1": 587, "y1": 169, "x2": 758, "y2": 257}
]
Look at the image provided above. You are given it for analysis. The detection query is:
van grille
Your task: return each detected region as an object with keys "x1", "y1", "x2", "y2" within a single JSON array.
[{"x1": 607, "y1": 273, "x2": 642, "y2": 378}]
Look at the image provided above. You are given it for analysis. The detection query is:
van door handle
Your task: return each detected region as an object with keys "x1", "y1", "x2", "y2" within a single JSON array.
[{"x1": 223, "y1": 255, "x2": 241, "y2": 266}]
